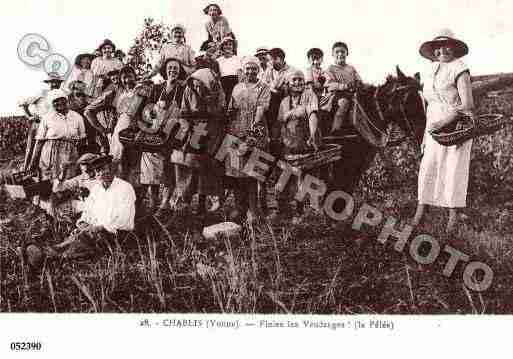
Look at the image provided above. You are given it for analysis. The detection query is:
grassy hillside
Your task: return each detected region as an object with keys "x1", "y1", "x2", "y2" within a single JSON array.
[{"x1": 1, "y1": 74, "x2": 513, "y2": 313}]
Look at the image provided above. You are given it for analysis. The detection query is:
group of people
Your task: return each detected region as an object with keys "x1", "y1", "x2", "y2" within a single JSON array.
[{"x1": 17, "y1": 2, "x2": 476, "y2": 262}]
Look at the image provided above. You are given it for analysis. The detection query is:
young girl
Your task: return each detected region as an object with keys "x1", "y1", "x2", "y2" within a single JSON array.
[
  {"x1": 203, "y1": 3, "x2": 235, "y2": 56},
  {"x1": 90, "y1": 39, "x2": 124, "y2": 98},
  {"x1": 148, "y1": 24, "x2": 196, "y2": 78},
  {"x1": 216, "y1": 36, "x2": 242, "y2": 102}
]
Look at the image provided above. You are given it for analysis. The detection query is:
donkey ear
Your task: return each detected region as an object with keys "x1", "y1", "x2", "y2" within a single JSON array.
[
  {"x1": 414, "y1": 72, "x2": 421, "y2": 83},
  {"x1": 396, "y1": 65, "x2": 406, "y2": 80}
]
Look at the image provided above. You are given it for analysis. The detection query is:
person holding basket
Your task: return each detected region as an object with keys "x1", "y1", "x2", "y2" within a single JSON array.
[{"x1": 412, "y1": 29, "x2": 474, "y2": 234}]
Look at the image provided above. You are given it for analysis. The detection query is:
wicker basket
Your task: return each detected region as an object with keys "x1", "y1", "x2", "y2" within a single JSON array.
[
  {"x1": 475, "y1": 113, "x2": 507, "y2": 136},
  {"x1": 118, "y1": 128, "x2": 166, "y2": 153},
  {"x1": 430, "y1": 113, "x2": 505, "y2": 146},
  {"x1": 284, "y1": 144, "x2": 343, "y2": 171},
  {"x1": 3, "y1": 169, "x2": 52, "y2": 199}
]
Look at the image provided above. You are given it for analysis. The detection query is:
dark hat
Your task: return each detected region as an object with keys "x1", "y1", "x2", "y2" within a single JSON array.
[
  {"x1": 74, "y1": 53, "x2": 94, "y2": 67},
  {"x1": 106, "y1": 69, "x2": 120, "y2": 77},
  {"x1": 43, "y1": 72, "x2": 65, "y2": 83},
  {"x1": 77, "y1": 153, "x2": 100, "y2": 165},
  {"x1": 203, "y1": 3, "x2": 222, "y2": 15},
  {"x1": 269, "y1": 48, "x2": 286, "y2": 59},
  {"x1": 307, "y1": 48, "x2": 324, "y2": 59},
  {"x1": 160, "y1": 57, "x2": 187, "y2": 80},
  {"x1": 200, "y1": 40, "x2": 217, "y2": 52},
  {"x1": 68, "y1": 80, "x2": 87, "y2": 92},
  {"x1": 98, "y1": 39, "x2": 116, "y2": 52},
  {"x1": 90, "y1": 155, "x2": 113, "y2": 169}
]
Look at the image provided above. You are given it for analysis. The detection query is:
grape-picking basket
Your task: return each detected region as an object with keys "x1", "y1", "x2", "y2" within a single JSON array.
[
  {"x1": 284, "y1": 143, "x2": 343, "y2": 171},
  {"x1": 118, "y1": 127, "x2": 167, "y2": 153},
  {"x1": 3, "y1": 169, "x2": 52, "y2": 199},
  {"x1": 430, "y1": 113, "x2": 506, "y2": 146}
]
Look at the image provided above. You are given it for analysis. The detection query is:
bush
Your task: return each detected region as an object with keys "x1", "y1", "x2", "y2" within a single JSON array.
[{"x1": 0, "y1": 116, "x2": 30, "y2": 161}]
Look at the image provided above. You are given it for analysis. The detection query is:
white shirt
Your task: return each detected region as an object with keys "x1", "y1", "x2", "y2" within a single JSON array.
[
  {"x1": 217, "y1": 56, "x2": 242, "y2": 77},
  {"x1": 35, "y1": 110, "x2": 86, "y2": 140},
  {"x1": 78, "y1": 177, "x2": 136, "y2": 233}
]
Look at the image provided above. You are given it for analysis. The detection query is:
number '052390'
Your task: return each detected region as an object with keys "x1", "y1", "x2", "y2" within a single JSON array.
[{"x1": 10, "y1": 342, "x2": 42, "y2": 351}]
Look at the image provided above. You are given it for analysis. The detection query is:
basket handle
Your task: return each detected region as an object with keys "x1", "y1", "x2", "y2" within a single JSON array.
[{"x1": 455, "y1": 110, "x2": 476, "y2": 132}]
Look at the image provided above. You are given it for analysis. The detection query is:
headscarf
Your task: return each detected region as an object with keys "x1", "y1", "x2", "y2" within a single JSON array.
[
  {"x1": 287, "y1": 70, "x2": 305, "y2": 84},
  {"x1": 241, "y1": 56, "x2": 260, "y2": 70}
]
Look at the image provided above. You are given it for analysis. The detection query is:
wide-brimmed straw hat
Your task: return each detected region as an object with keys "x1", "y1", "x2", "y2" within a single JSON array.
[{"x1": 419, "y1": 28, "x2": 469, "y2": 61}]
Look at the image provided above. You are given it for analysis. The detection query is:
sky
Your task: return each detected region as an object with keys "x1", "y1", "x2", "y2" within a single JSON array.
[{"x1": 1, "y1": 0, "x2": 512, "y2": 115}]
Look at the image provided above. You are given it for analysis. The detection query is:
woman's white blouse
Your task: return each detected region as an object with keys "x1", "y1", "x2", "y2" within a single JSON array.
[
  {"x1": 35, "y1": 110, "x2": 86, "y2": 140},
  {"x1": 217, "y1": 56, "x2": 242, "y2": 77}
]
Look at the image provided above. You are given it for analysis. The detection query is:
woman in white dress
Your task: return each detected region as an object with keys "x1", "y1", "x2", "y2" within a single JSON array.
[{"x1": 412, "y1": 29, "x2": 474, "y2": 233}]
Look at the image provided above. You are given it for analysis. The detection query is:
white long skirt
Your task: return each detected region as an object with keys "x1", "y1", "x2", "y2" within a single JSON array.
[{"x1": 417, "y1": 103, "x2": 472, "y2": 208}]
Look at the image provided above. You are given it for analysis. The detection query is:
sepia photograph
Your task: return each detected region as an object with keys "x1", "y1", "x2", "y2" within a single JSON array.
[{"x1": 1, "y1": 0, "x2": 512, "y2": 355}]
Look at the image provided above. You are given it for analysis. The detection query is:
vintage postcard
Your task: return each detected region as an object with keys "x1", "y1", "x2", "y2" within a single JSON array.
[{"x1": 0, "y1": 0, "x2": 511, "y2": 356}]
